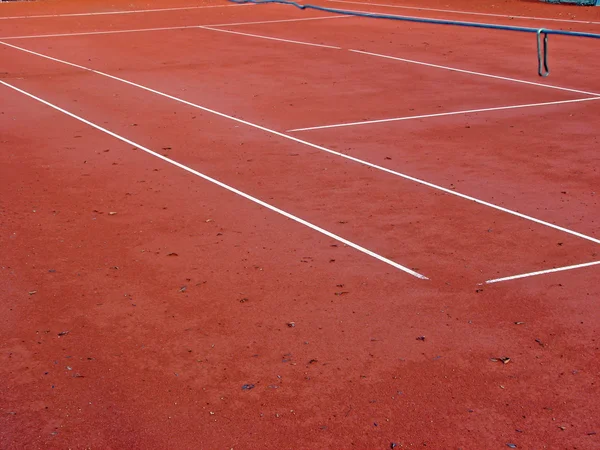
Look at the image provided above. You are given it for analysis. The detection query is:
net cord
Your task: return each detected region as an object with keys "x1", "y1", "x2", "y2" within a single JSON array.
[{"x1": 229, "y1": 0, "x2": 600, "y2": 77}]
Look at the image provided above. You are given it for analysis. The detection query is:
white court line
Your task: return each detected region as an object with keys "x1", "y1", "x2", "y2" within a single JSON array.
[
  {"x1": 327, "y1": 0, "x2": 600, "y2": 26},
  {"x1": 0, "y1": 4, "x2": 250, "y2": 20},
  {"x1": 1, "y1": 40, "x2": 598, "y2": 246},
  {"x1": 288, "y1": 97, "x2": 600, "y2": 132},
  {"x1": 193, "y1": 21, "x2": 600, "y2": 100},
  {"x1": 26, "y1": 12, "x2": 591, "y2": 101},
  {"x1": 485, "y1": 260, "x2": 600, "y2": 284},
  {"x1": 14, "y1": 13, "x2": 589, "y2": 100},
  {"x1": 0, "y1": 79, "x2": 426, "y2": 279},
  {"x1": 2, "y1": 11, "x2": 598, "y2": 101},
  {"x1": 350, "y1": 50, "x2": 600, "y2": 97},
  {"x1": 199, "y1": 26, "x2": 341, "y2": 49},
  {"x1": 0, "y1": 15, "x2": 348, "y2": 40},
  {"x1": 209, "y1": 15, "x2": 349, "y2": 27},
  {"x1": 0, "y1": 25, "x2": 204, "y2": 41}
]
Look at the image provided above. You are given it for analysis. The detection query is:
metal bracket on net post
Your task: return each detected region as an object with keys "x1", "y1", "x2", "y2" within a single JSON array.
[
  {"x1": 230, "y1": 0, "x2": 600, "y2": 77},
  {"x1": 537, "y1": 29, "x2": 550, "y2": 77}
]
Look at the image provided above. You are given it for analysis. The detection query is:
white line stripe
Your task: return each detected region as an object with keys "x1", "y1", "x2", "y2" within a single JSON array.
[
  {"x1": 0, "y1": 4, "x2": 250, "y2": 20},
  {"x1": 327, "y1": 0, "x2": 600, "y2": 26},
  {"x1": 0, "y1": 79, "x2": 426, "y2": 279},
  {"x1": 2, "y1": 41, "x2": 598, "y2": 246},
  {"x1": 485, "y1": 260, "x2": 600, "y2": 284},
  {"x1": 195, "y1": 16, "x2": 600, "y2": 100},
  {"x1": 0, "y1": 25, "x2": 203, "y2": 41},
  {"x1": 2, "y1": 10, "x2": 598, "y2": 104},
  {"x1": 8, "y1": 17, "x2": 591, "y2": 102},
  {"x1": 209, "y1": 15, "x2": 349, "y2": 27},
  {"x1": 288, "y1": 97, "x2": 600, "y2": 132},
  {"x1": 11, "y1": 22, "x2": 592, "y2": 101},
  {"x1": 199, "y1": 26, "x2": 342, "y2": 49},
  {"x1": 350, "y1": 49, "x2": 600, "y2": 97},
  {"x1": 0, "y1": 15, "x2": 348, "y2": 40}
]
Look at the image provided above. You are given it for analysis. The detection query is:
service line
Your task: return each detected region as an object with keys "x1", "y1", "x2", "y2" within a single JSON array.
[
  {"x1": 0, "y1": 79, "x2": 427, "y2": 279},
  {"x1": 327, "y1": 0, "x2": 600, "y2": 26},
  {"x1": 1, "y1": 40, "x2": 598, "y2": 246},
  {"x1": 288, "y1": 97, "x2": 600, "y2": 132},
  {"x1": 485, "y1": 260, "x2": 600, "y2": 284},
  {"x1": 0, "y1": 15, "x2": 349, "y2": 40}
]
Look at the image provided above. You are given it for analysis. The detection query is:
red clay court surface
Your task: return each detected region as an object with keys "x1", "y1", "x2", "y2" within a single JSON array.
[{"x1": 1, "y1": 0, "x2": 599, "y2": 448}]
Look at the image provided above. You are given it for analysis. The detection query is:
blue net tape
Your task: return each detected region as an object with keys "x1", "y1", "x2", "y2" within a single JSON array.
[
  {"x1": 542, "y1": 0, "x2": 599, "y2": 5},
  {"x1": 230, "y1": 0, "x2": 600, "y2": 77}
]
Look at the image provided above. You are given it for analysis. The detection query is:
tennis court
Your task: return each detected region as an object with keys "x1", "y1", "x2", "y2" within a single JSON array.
[{"x1": 1, "y1": 0, "x2": 599, "y2": 448}]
